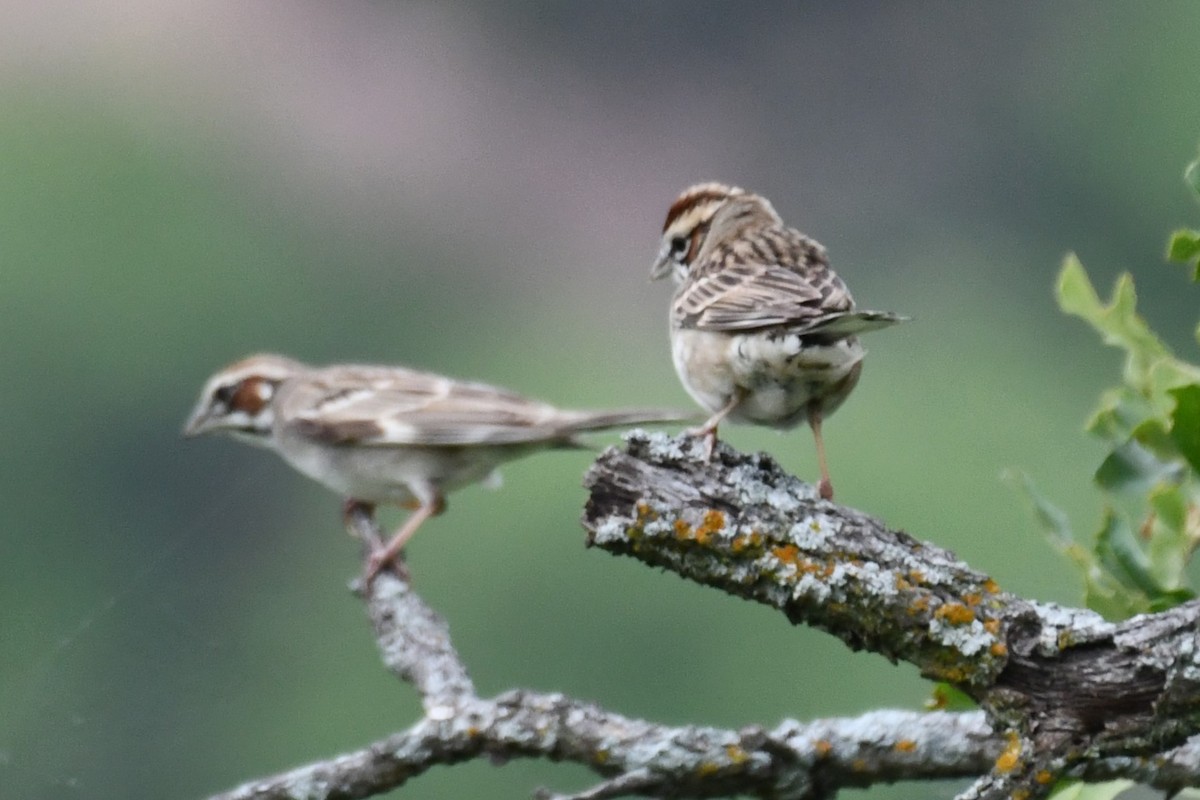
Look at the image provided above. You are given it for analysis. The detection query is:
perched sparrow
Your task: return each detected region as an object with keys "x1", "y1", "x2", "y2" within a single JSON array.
[
  {"x1": 651, "y1": 182, "x2": 904, "y2": 500},
  {"x1": 184, "y1": 354, "x2": 690, "y2": 581}
]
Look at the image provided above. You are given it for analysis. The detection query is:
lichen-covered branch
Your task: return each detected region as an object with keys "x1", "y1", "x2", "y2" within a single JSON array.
[
  {"x1": 204, "y1": 695, "x2": 1001, "y2": 800},
  {"x1": 582, "y1": 432, "x2": 1200, "y2": 799},
  {"x1": 204, "y1": 533, "x2": 1005, "y2": 800},
  {"x1": 204, "y1": 511, "x2": 1007, "y2": 800},
  {"x1": 583, "y1": 433, "x2": 1020, "y2": 688},
  {"x1": 203, "y1": 433, "x2": 1200, "y2": 800}
]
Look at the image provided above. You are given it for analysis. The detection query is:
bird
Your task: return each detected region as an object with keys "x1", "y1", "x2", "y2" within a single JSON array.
[
  {"x1": 184, "y1": 354, "x2": 691, "y2": 581},
  {"x1": 650, "y1": 182, "x2": 905, "y2": 500}
]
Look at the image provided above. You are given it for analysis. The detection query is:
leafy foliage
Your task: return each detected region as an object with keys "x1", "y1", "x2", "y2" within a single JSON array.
[
  {"x1": 1015, "y1": 155, "x2": 1200, "y2": 620},
  {"x1": 1012, "y1": 153, "x2": 1200, "y2": 800},
  {"x1": 1167, "y1": 156, "x2": 1200, "y2": 283}
]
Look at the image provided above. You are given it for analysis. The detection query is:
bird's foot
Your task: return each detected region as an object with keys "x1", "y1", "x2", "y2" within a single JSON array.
[{"x1": 681, "y1": 425, "x2": 718, "y2": 462}]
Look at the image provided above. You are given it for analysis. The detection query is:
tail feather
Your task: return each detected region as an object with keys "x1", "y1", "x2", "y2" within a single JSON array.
[
  {"x1": 810, "y1": 310, "x2": 908, "y2": 338},
  {"x1": 561, "y1": 407, "x2": 698, "y2": 435}
]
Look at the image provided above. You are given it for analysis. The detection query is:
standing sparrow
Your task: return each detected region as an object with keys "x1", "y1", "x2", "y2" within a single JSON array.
[
  {"x1": 184, "y1": 354, "x2": 690, "y2": 581},
  {"x1": 651, "y1": 182, "x2": 904, "y2": 500}
]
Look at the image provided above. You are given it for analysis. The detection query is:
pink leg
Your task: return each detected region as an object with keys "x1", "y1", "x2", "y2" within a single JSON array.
[
  {"x1": 363, "y1": 487, "x2": 446, "y2": 584},
  {"x1": 684, "y1": 392, "x2": 742, "y2": 461},
  {"x1": 807, "y1": 404, "x2": 834, "y2": 501}
]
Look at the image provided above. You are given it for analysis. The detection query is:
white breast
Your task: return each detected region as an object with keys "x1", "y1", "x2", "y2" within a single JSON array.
[{"x1": 671, "y1": 328, "x2": 865, "y2": 430}]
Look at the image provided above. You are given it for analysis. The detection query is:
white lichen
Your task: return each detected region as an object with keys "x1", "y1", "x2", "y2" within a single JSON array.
[
  {"x1": 928, "y1": 617, "x2": 993, "y2": 656},
  {"x1": 788, "y1": 513, "x2": 838, "y2": 549},
  {"x1": 794, "y1": 573, "x2": 833, "y2": 604}
]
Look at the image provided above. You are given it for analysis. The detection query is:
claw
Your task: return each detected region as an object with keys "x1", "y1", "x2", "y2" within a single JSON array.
[
  {"x1": 364, "y1": 547, "x2": 410, "y2": 585},
  {"x1": 682, "y1": 424, "x2": 718, "y2": 461}
]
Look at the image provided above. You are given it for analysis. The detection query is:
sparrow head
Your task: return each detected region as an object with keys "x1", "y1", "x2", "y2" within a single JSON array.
[
  {"x1": 183, "y1": 353, "x2": 306, "y2": 445},
  {"x1": 651, "y1": 182, "x2": 744, "y2": 283},
  {"x1": 651, "y1": 182, "x2": 781, "y2": 283}
]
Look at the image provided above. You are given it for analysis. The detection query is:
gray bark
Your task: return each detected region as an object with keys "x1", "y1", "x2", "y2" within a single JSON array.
[{"x1": 203, "y1": 432, "x2": 1200, "y2": 800}]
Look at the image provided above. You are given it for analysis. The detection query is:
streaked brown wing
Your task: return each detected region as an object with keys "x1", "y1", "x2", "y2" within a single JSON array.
[
  {"x1": 674, "y1": 226, "x2": 855, "y2": 332},
  {"x1": 285, "y1": 367, "x2": 568, "y2": 447}
]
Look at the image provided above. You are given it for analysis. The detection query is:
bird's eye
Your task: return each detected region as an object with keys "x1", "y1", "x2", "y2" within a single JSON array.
[
  {"x1": 669, "y1": 235, "x2": 689, "y2": 259},
  {"x1": 215, "y1": 383, "x2": 238, "y2": 407}
]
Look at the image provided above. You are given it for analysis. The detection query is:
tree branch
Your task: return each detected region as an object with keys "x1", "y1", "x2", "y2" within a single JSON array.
[
  {"x1": 202, "y1": 432, "x2": 1200, "y2": 800},
  {"x1": 582, "y1": 432, "x2": 1200, "y2": 799},
  {"x1": 205, "y1": 536, "x2": 1003, "y2": 800}
]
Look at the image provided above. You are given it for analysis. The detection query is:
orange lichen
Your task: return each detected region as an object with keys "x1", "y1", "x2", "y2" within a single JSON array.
[
  {"x1": 934, "y1": 665, "x2": 970, "y2": 684},
  {"x1": 466, "y1": 726, "x2": 480, "y2": 738},
  {"x1": 635, "y1": 501, "x2": 659, "y2": 523},
  {"x1": 983, "y1": 619, "x2": 1001, "y2": 635},
  {"x1": 962, "y1": 592, "x2": 983, "y2": 607},
  {"x1": 994, "y1": 732, "x2": 1021, "y2": 773},
  {"x1": 731, "y1": 531, "x2": 764, "y2": 554},
  {"x1": 725, "y1": 744, "x2": 749, "y2": 765},
  {"x1": 697, "y1": 762, "x2": 720, "y2": 777},
  {"x1": 674, "y1": 519, "x2": 692, "y2": 540},
  {"x1": 909, "y1": 596, "x2": 931, "y2": 614},
  {"x1": 695, "y1": 509, "x2": 725, "y2": 545},
  {"x1": 672, "y1": 510, "x2": 727, "y2": 545},
  {"x1": 772, "y1": 544, "x2": 801, "y2": 565},
  {"x1": 895, "y1": 739, "x2": 917, "y2": 753},
  {"x1": 934, "y1": 602, "x2": 976, "y2": 626},
  {"x1": 815, "y1": 740, "x2": 832, "y2": 757},
  {"x1": 851, "y1": 759, "x2": 868, "y2": 772},
  {"x1": 990, "y1": 642, "x2": 1009, "y2": 658},
  {"x1": 895, "y1": 574, "x2": 912, "y2": 591},
  {"x1": 983, "y1": 578, "x2": 1000, "y2": 594},
  {"x1": 908, "y1": 569, "x2": 926, "y2": 585},
  {"x1": 1035, "y1": 770, "x2": 1053, "y2": 785}
]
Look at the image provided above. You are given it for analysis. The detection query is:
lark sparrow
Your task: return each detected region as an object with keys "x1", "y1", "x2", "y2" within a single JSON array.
[
  {"x1": 650, "y1": 182, "x2": 904, "y2": 500},
  {"x1": 184, "y1": 354, "x2": 690, "y2": 581}
]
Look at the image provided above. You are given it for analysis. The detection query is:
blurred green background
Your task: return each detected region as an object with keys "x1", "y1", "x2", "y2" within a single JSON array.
[{"x1": 4, "y1": 3, "x2": 1200, "y2": 798}]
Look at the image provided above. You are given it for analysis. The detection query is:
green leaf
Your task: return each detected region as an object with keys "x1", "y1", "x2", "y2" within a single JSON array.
[
  {"x1": 1147, "y1": 588, "x2": 1196, "y2": 612},
  {"x1": 924, "y1": 682, "x2": 976, "y2": 711},
  {"x1": 1004, "y1": 471, "x2": 1147, "y2": 619},
  {"x1": 1093, "y1": 437, "x2": 1182, "y2": 495},
  {"x1": 1047, "y1": 779, "x2": 1134, "y2": 800},
  {"x1": 1057, "y1": 254, "x2": 1103, "y2": 317},
  {"x1": 1150, "y1": 358, "x2": 1200, "y2": 403},
  {"x1": 1096, "y1": 509, "x2": 1163, "y2": 598},
  {"x1": 1083, "y1": 388, "x2": 1131, "y2": 438},
  {"x1": 1056, "y1": 256, "x2": 1169, "y2": 385},
  {"x1": 1142, "y1": 483, "x2": 1199, "y2": 604},
  {"x1": 1170, "y1": 384, "x2": 1200, "y2": 475},
  {"x1": 1167, "y1": 229, "x2": 1200, "y2": 263}
]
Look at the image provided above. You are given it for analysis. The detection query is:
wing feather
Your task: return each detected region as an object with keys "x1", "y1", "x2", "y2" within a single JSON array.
[
  {"x1": 674, "y1": 226, "x2": 861, "y2": 332},
  {"x1": 279, "y1": 365, "x2": 685, "y2": 447}
]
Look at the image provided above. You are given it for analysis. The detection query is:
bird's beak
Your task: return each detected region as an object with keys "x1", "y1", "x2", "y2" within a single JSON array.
[
  {"x1": 649, "y1": 246, "x2": 672, "y2": 281},
  {"x1": 182, "y1": 405, "x2": 212, "y2": 438}
]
